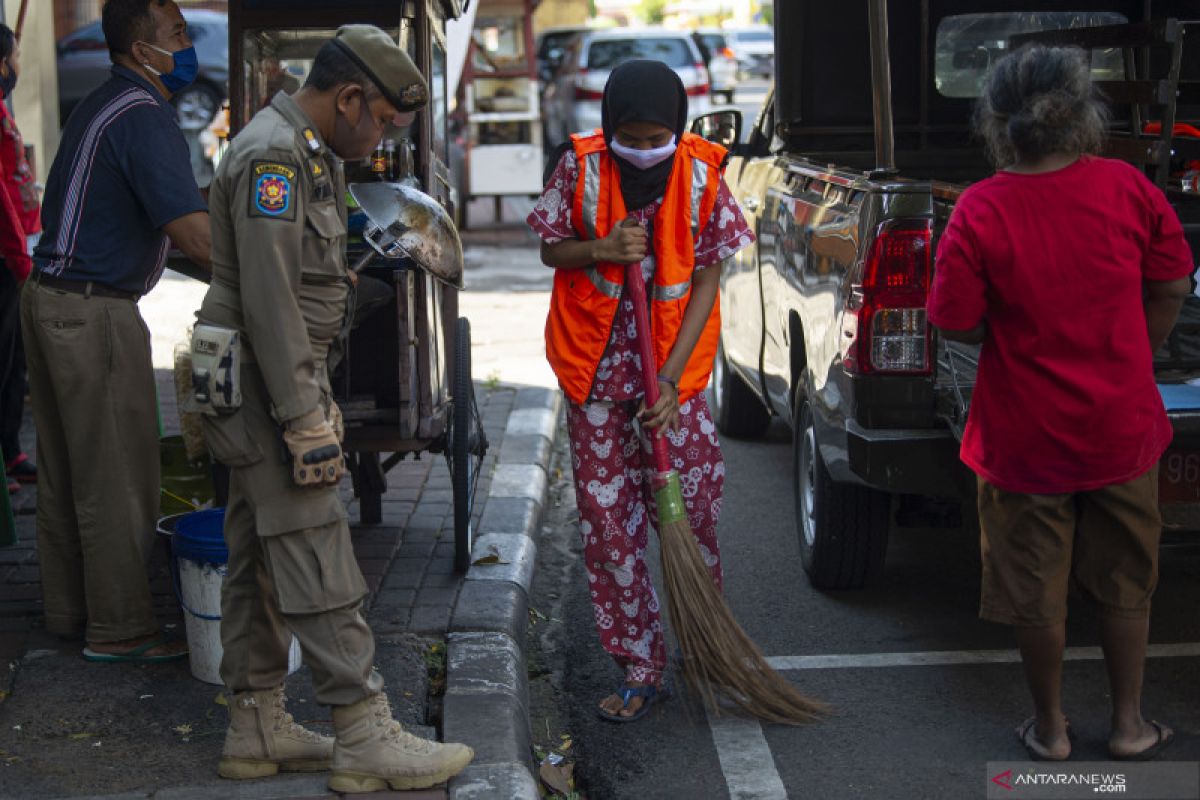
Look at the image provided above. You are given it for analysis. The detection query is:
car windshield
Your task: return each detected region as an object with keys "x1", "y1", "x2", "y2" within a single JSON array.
[
  {"x1": 736, "y1": 31, "x2": 773, "y2": 43},
  {"x1": 700, "y1": 34, "x2": 726, "y2": 51},
  {"x1": 587, "y1": 38, "x2": 693, "y2": 69}
]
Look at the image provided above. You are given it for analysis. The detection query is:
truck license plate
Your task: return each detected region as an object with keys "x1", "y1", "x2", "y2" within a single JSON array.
[{"x1": 1159, "y1": 450, "x2": 1200, "y2": 504}]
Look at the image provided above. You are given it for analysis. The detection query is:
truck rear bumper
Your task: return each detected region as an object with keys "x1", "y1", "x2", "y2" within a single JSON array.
[{"x1": 842, "y1": 420, "x2": 968, "y2": 497}]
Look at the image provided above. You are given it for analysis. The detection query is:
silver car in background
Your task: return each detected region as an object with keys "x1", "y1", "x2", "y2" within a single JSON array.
[
  {"x1": 542, "y1": 29, "x2": 711, "y2": 146},
  {"x1": 726, "y1": 25, "x2": 774, "y2": 79}
]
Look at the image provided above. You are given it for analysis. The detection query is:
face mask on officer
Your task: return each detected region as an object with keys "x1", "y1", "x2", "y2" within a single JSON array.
[
  {"x1": 331, "y1": 85, "x2": 414, "y2": 161},
  {"x1": 138, "y1": 41, "x2": 199, "y2": 94}
]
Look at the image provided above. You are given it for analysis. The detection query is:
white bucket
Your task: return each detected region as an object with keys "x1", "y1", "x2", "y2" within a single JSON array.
[{"x1": 169, "y1": 509, "x2": 302, "y2": 685}]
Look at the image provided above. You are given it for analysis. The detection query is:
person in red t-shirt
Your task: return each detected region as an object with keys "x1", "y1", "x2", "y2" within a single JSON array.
[
  {"x1": 0, "y1": 24, "x2": 37, "y2": 494},
  {"x1": 929, "y1": 46, "x2": 1194, "y2": 762}
]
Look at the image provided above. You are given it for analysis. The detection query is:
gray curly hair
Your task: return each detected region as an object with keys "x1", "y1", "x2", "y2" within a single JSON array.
[{"x1": 974, "y1": 45, "x2": 1109, "y2": 168}]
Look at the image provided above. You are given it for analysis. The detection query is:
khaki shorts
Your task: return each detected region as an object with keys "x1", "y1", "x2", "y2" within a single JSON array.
[{"x1": 977, "y1": 466, "x2": 1162, "y2": 626}]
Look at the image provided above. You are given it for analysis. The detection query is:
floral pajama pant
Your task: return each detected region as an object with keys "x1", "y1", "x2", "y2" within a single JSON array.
[{"x1": 566, "y1": 394, "x2": 725, "y2": 687}]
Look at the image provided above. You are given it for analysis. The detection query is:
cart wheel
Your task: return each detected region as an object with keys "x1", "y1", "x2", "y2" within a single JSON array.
[{"x1": 450, "y1": 317, "x2": 487, "y2": 572}]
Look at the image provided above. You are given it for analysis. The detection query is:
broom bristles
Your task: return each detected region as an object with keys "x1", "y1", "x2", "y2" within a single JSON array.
[{"x1": 659, "y1": 515, "x2": 831, "y2": 725}]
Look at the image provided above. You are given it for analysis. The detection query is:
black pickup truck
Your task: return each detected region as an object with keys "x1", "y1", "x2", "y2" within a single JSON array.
[{"x1": 696, "y1": 0, "x2": 1200, "y2": 589}]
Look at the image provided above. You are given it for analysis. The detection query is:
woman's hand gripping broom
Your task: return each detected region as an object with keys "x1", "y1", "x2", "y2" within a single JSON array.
[{"x1": 623, "y1": 256, "x2": 828, "y2": 725}]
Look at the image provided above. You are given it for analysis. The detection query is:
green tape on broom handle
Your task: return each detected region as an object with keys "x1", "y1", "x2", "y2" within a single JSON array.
[
  {"x1": 0, "y1": 473, "x2": 16, "y2": 547},
  {"x1": 654, "y1": 471, "x2": 687, "y2": 525}
]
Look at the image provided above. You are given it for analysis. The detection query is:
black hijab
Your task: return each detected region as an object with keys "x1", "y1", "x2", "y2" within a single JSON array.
[{"x1": 601, "y1": 60, "x2": 688, "y2": 212}]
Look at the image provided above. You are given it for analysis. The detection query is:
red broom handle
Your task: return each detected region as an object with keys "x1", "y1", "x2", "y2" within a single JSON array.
[{"x1": 624, "y1": 258, "x2": 673, "y2": 476}]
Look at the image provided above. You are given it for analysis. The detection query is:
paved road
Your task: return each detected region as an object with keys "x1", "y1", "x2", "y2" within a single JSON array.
[{"x1": 530, "y1": 417, "x2": 1200, "y2": 799}]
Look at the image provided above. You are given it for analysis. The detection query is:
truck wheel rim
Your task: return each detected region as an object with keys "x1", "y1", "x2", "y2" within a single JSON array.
[{"x1": 801, "y1": 422, "x2": 816, "y2": 547}]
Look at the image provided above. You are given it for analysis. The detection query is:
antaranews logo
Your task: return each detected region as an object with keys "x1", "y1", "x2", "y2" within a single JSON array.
[
  {"x1": 992, "y1": 769, "x2": 1013, "y2": 791},
  {"x1": 990, "y1": 766, "x2": 1128, "y2": 795}
]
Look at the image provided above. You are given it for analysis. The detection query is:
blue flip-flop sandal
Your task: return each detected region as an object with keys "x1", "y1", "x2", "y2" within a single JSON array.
[{"x1": 597, "y1": 683, "x2": 668, "y2": 723}]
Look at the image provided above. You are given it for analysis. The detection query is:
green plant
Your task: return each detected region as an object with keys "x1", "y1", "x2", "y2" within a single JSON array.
[{"x1": 636, "y1": 0, "x2": 667, "y2": 25}]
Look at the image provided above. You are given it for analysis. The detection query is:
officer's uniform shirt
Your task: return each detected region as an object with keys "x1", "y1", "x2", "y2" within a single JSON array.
[
  {"x1": 34, "y1": 65, "x2": 206, "y2": 294},
  {"x1": 199, "y1": 91, "x2": 348, "y2": 428}
]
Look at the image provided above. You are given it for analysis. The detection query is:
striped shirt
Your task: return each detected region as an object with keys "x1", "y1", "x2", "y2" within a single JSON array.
[{"x1": 34, "y1": 65, "x2": 206, "y2": 294}]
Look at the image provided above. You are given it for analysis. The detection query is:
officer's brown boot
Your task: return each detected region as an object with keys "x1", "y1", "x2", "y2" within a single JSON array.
[
  {"x1": 218, "y1": 686, "x2": 334, "y2": 779},
  {"x1": 328, "y1": 691, "x2": 474, "y2": 792}
]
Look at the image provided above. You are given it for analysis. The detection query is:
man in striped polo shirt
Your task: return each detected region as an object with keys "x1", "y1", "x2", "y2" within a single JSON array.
[{"x1": 22, "y1": 0, "x2": 211, "y2": 662}]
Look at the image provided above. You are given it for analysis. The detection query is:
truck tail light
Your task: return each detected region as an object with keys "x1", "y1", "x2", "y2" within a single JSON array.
[{"x1": 844, "y1": 220, "x2": 932, "y2": 375}]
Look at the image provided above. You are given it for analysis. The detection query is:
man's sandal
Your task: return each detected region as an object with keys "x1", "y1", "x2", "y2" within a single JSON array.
[
  {"x1": 82, "y1": 633, "x2": 188, "y2": 664},
  {"x1": 597, "y1": 683, "x2": 667, "y2": 723}
]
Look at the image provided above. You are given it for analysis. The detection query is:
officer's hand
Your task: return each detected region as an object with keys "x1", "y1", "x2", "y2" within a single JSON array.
[
  {"x1": 594, "y1": 217, "x2": 647, "y2": 265},
  {"x1": 283, "y1": 421, "x2": 345, "y2": 487}
]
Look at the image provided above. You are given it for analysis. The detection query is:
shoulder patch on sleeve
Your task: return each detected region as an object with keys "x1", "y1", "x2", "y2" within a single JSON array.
[{"x1": 249, "y1": 160, "x2": 298, "y2": 221}]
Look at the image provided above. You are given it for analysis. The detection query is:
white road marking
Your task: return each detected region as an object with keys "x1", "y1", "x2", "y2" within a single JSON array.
[
  {"x1": 705, "y1": 642, "x2": 1200, "y2": 798},
  {"x1": 765, "y1": 642, "x2": 1200, "y2": 671},
  {"x1": 706, "y1": 706, "x2": 789, "y2": 800}
]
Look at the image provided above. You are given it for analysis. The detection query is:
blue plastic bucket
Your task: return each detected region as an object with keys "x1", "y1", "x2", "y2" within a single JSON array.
[{"x1": 171, "y1": 508, "x2": 228, "y2": 566}]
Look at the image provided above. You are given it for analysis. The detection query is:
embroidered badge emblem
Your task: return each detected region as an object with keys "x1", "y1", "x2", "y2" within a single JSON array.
[
  {"x1": 400, "y1": 83, "x2": 427, "y2": 107},
  {"x1": 250, "y1": 161, "x2": 298, "y2": 220}
]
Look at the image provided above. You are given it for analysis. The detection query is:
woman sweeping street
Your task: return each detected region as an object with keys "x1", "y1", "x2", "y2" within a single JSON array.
[{"x1": 527, "y1": 60, "x2": 754, "y2": 721}]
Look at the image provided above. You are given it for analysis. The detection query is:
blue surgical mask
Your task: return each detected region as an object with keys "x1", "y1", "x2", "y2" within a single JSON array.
[
  {"x1": 610, "y1": 136, "x2": 678, "y2": 170},
  {"x1": 142, "y1": 43, "x2": 199, "y2": 93}
]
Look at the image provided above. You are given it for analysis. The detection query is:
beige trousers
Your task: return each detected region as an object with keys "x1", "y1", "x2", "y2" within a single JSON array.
[
  {"x1": 208, "y1": 363, "x2": 381, "y2": 706},
  {"x1": 20, "y1": 281, "x2": 160, "y2": 642}
]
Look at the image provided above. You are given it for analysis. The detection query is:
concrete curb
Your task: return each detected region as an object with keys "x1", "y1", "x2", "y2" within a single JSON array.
[{"x1": 445, "y1": 386, "x2": 561, "y2": 800}]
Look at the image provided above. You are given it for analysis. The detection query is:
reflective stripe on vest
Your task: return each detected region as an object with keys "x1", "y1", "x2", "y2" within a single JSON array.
[
  {"x1": 690, "y1": 160, "x2": 708, "y2": 239},
  {"x1": 581, "y1": 152, "x2": 601, "y2": 240},
  {"x1": 587, "y1": 268, "x2": 689, "y2": 301},
  {"x1": 585, "y1": 266, "x2": 622, "y2": 299}
]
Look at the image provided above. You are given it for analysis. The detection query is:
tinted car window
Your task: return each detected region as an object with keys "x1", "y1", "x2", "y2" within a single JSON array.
[
  {"x1": 700, "y1": 33, "x2": 726, "y2": 52},
  {"x1": 587, "y1": 38, "x2": 693, "y2": 69},
  {"x1": 737, "y1": 31, "x2": 774, "y2": 43}
]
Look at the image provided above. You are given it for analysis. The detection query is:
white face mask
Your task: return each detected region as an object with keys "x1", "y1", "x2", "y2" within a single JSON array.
[{"x1": 610, "y1": 135, "x2": 677, "y2": 170}]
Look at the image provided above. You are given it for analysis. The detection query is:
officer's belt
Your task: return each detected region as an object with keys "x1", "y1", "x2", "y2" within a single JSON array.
[{"x1": 31, "y1": 271, "x2": 140, "y2": 301}]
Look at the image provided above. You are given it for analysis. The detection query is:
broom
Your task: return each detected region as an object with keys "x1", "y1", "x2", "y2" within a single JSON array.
[{"x1": 624, "y1": 257, "x2": 828, "y2": 725}]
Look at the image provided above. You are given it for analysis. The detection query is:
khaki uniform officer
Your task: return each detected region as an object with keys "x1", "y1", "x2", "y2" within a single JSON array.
[{"x1": 195, "y1": 26, "x2": 473, "y2": 793}]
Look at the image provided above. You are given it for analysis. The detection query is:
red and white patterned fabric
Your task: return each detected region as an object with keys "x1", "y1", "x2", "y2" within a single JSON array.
[{"x1": 566, "y1": 396, "x2": 724, "y2": 685}]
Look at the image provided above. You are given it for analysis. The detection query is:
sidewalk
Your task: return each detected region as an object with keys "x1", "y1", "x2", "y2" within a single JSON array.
[{"x1": 0, "y1": 225, "x2": 558, "y2": 799}]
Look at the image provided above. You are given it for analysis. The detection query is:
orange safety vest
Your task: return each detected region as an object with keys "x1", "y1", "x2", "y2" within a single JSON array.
[{"x1": 544, "y1": 131, "x2": 726, "y2": 405}]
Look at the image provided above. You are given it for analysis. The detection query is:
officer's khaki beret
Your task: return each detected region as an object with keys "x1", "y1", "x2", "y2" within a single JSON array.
[{"x1": 332, "y1": 24, "x2": 429, "y2": 112}]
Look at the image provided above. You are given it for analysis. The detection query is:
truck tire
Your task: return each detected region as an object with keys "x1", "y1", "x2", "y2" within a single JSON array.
[
  {"x1": 712, "y1": 337, "x2": 770, "y2": 438},
  {"x1": 793, "y1": 395, "x2": 890, "y2": 589}
]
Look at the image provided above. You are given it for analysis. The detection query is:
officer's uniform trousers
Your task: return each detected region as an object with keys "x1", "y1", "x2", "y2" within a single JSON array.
[
  {"x1": 211, "y1": 357, "x2": 382, "y2": 706},
  {"x1": 20, "y1": 279, "x2": 160, "y2": 642}
]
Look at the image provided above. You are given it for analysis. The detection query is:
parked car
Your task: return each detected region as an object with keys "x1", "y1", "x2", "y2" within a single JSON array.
[
  {"x1": 726, "y1": 25, "x2": 774, "y2": 79},
  {"x1": 542, "y1": 28, "x2": 711, "y2": 146},
  {"x1": 536, "y1": 25, "x2": 590, "y2": 85},
  {"x1": 699, "y1": 1, "x2": 1200, "y2": 590},
  {"x1": 692, "y1": 28, "x2": 737, "y2": 104},
  {"x1": 57, "y1": 9, "x2": 228, "y2": 130}
]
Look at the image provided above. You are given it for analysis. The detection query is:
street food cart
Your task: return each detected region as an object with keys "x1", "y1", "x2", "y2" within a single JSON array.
[
  {"x1": 460, "y1": 0, "x2": 541, "y2": 225},
  {"x1": 227, "y1": 0, "x2": 487, "y2": 571}
]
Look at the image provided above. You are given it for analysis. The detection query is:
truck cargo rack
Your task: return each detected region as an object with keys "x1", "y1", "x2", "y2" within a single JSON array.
[{"x1": 1010, "y1": 18, "x2": 1195, "y2": 190}]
